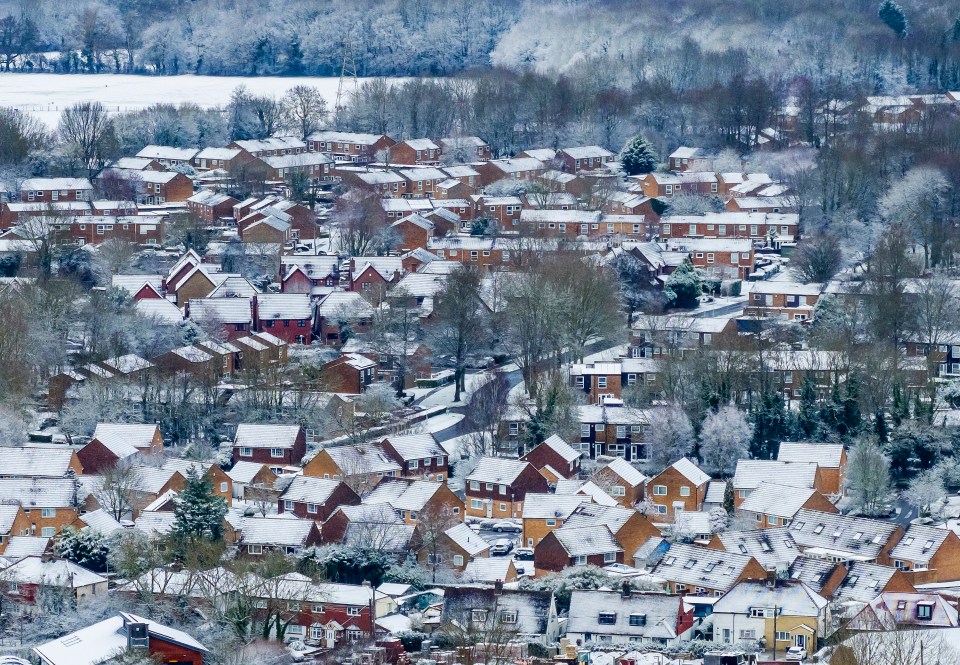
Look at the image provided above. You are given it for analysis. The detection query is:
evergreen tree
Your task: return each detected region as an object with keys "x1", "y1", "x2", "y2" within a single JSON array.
[
  {"x1": 619, "y1": 134, "x2": 659, "y2": 175},
  {"x1": 172, "y1": 467, "x2": 228, "y2": 542},
  {"x1": 664, "y1": 259, "x2": 702, "y2": 309},
  {"x1": 722, "y1": 480, "x2": 735, "y2": 515},
  {"x1": 797, "y1": 376, "x2": 819, "y2": 438},
  {"x1": 56, "y1": 527, "x2": 109, "y2": 572},
  {"x1": 284, "y1": 36, "x2": 304, "y2": 75},
  {"x1": 841, "y1": 377, "x2": 862, "y2": 438},
  {"x1": 878, "y1": 0, "x2": 908, "y2": 38},
  {"x1": 751, "y1": 388, "x2": 789, "y2": 459}
]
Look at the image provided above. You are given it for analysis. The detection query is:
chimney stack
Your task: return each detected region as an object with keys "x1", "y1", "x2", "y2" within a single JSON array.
[
  {"x1": 765, "y1": 567, "x2": 777, "y2": 588},
  {"x1": 494, "y1": 579, "x2": 503, "y2": 595},
  {"x1": 621, "y1": 581, "x2": 631, "y2": 599}
]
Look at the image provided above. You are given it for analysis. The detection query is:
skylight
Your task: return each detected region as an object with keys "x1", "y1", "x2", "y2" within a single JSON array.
[{"x1": 814, "y1": 524, "x2": 824, "y2": 534}]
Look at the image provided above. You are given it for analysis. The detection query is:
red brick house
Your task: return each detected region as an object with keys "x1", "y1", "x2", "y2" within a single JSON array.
[
  {"x1": 476, "y1": 157, "x2": 547, "y2": 186},
  {"x1": 658, "y1": 212, "x2": 798, "y2": 245},
  {"x1": 320, "y1": 353, "x2": 377, "y2": 393},
  {"x1": 279, "y1": 476, "x2": 361, "y2": 523},
  {"x1": 19, "y1": 177, "x2": 93, "y2": 203},
  {"x1": 391, "y1": 213, "x2": 435, "y2": 251},
  {"x1": 465, "y1": 457, "x2": 550, "y2": 519},
  {"x1": 471, "y1": 195, "x2": 523, "y2": 227},
  {"x1": 668, "y1": 147, "x2": 716, "y2": 172},
  {"x1": 191, "y1": 146, "x2": 248, "y2": 172},
  {"x1": 34, "y1": 612, "x2": 207, "y2": 665},
  {"x1": 534, "y1": 524, "x2": 625, "y2": 572},
  {"x1": 648, "y1": 457, "x2": 711, "y2": 521},
  {"x1": 308, "y1": 131, "x2": 396, "y2": 163},
  {"x1": 557, "y1": 146, "x2": 616, "y2": 173},
  {"x1": 186, "y1": 190, "x2": 239, "y2": 222},
  {"x1": 253, "y1": 293, "x2": 313, "y2": 345},
  {"x1": 136, "y1": 145, "x2": 199, "y2": 166},
  {"x1": 389, "y1": 139, "x2": 442, "y2": 165},
  {"x1": 315, "y1": 292, "x2": 375, "y2": 345},
  {"x1": 258, "y1": 151, "x2": 333, "y2": 183},
  {"x1": 521, "y1": 435, "x2": 582, "y2": 480},
  {"x1": 232, "y1": 424, "x2": 306, "y2": 467},
  {"x1": 136, "y1": 171, "x2": 194, "y2": 204},
  {"x1": 337, "y1": 169, "x2": 409, "y2": 197},
  {"x1": 279, "y1": 255, "x2": 340, "y2": 294},
  {"x1": 637, "y1": 171, "x2": 718, "y2": 198},
  {"x1": 380, "y1": 433, "x2": 448, "y2": 482},
  {"x1": 228, "y1": 137, "x2": 307, "y2": 158},
  {"x1": 745, "y1": 282, "x2": 823, "y2": 323},
  {"x1": 438, "y1": 136, "x2": 492, "y2": 162},
  {"x1": 239, "y1": 515, "x2": 322, "y2": 556},
  {"x1": 593, "y1": 456, "x2": 648, "y2": 507},
  {"x1": 78, "y1": 423, "x2": 163, "y2": 474},
  {"x1": 665, "y1": 238, "x2": 755, "y2": 280}
]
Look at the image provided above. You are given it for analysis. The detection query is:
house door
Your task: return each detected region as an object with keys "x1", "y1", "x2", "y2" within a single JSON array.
[
  {"x1": 325, "y1": 630, "x2": 336, "y2": 647},
  {"x1": 594, "y1": 444, "x2": 602, "y2": 459},
  {"x1": 794, "y1": 634, "x2": 806, "y2": 649},
  {"x1": 722, "y1": 629, "x2": 731, "y2": 643},
  {"x1": 485, "y1": 500, "x2": 492, "y2": 518}
]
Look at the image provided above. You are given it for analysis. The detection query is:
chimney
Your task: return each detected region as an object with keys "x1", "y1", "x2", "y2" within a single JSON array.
[
  {"x1": 765, "y1": 566, "x2": 777, "y2": 588},
  {"x1": 124, "y1": 618, "x2": 150, "y2": 651},
  {"x1": 621, "y1": 581, "x2": 631, "y2": 599},
  {"x1": 494, "y1": 579, "x2": 503, "y2": 595}
]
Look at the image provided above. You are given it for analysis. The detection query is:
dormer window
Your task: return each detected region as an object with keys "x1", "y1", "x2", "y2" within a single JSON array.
[
  {"x1": 917, "y1": 603, "x2": 933, "y2": 620},
  {"x1": 598, "y1": 612, "x2": 617, "y2": 625}
]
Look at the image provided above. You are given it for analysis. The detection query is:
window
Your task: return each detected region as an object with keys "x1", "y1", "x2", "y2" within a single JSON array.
[
  {"x1": 471, "y1": 609, "x2": 488, "y2": 623},
  {"x1": 469, "y1": 480, "x2": 480, "y2": 491},
  {"x1": 662, "y1": 223, "x2": 671, "y2": 234},
  {"x1": 312, "y1": 604, "x2": 324, "y2": 613},
  {"x1": 453, "y1": 554, "x2": 464, "y2": 566},
  {"x1": 219, "y1": 482, "x2": 228, "y2": 493},
  {"x1": 409, "y1": 460, "x2": 419, "y2": 469},
  {"x1": 679, "y1": 486, "x2": 690, "y2": 497},
  {"x1": 597, "y1": 377, "x2": 607, "y2": 389},
  {"x1": 581, "y1": 424, "x2": 591, "y2": 438},
  {"x1": 499, "y1": 484, "x2": 507, "y2": 495},
  {"x1": 546, "y1": 519, "x2": 556, "y2": 527},
  {"x1": 307, "y1": 503, "x2": 318, "y2": 514},
  {"x1": 500, "y1": 610, "x2": 518, "y2": 623},
  {"x1": 575, "y1": 555, "x2": 588, "y2": 565},
  {"x1": 41, "y1": 508, "x2": 56, "y2": 518},
  {"x1": 347, "y1": 607, "x2": 361, "y2": 616},
  {"x1": 499, "y1": 503, "x2": 506, "y2": 511},
  {"x1": 616, "y1": 425, "x2": 626, "y2": 438},
  {"x1": 270, "y1": 448, "x2": 284, "y2": 458},
  {"x1": 768, "y1": 515, "x2": 779, "y2": 526},
  {"x1": 750, "y1": 608, "x2": 768, "y2": 618},
  {"x1": 776, "y1": 631, "x2": 791, "y2": 642},
  {"x1": 653, "y1": 485, "x2": 667, "y2": 496},
  {"x1": 917, "y1": 603, "x2": 933, "y2": 620},
  {"x1": 41, "y1": 527, "x2": 55, "y2": 538},
  {"x1": 575, "y1": 376, "x2": 585, "y2": 388},
  {"x1": 603, "y1": 552, "x2": 617, "y2": 563},
  {"x1": 612, "y1": 485, "x2": 626, "y2": 496},
  {"x1": 239, "y1": 447, "x2": 253, "y2": 457},
  {"x1": 248, "y1": 544, "x2": 263, "y2": 555},
  {"x1": 598, "y1": 612, "x2": 617, "y2": 625},
  {"x1": 284, "y1": 500, "x2": 294, "y2": 511},
  {"x1": 471, "y1": 499, "x2": 483, "y2": 509}
]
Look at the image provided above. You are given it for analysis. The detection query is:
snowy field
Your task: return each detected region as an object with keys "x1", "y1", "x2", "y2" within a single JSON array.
[{"x1": 0, "y1": 73, "x2": 399, "y2": 127}]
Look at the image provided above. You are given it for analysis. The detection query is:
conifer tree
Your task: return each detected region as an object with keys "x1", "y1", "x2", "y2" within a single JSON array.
[
  {"x1": 172, "y1": 467, "x2": 228, "y2": 542},
  {"x1": 619, "y1": 134, "x2": 659, "y2": 175},
  {"x1": 878, "y1": 0, "x2": 908, "y2": 38}
]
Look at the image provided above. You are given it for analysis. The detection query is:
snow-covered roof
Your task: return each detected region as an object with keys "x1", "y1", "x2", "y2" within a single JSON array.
[
  {"x1": 467, "y1": 457, "x2": 531, "y2": 485},
  {"x1": 20, "y1": 177, "x2": 92, "y2": 191},
  {"x1": 554, "y1": 524, "x2": 622, "y2": 557},
  {"x1": 363, "y1": 478, "x2": 443, "y2": 512},
  {"x1": 733, "y1": 460, "x2": 818, "y2": 491},
  {"x1": 323, "y1": 443, "x2": 402, "y2": 475},
  {"x1": 789, "y1": 509, "x2": 899, "y2": 560},
  {"x1": 445, "y1": 522, "x2": 491, "y2": 557},
  {"x1": 241, "y1": 515, "x2": 316, "y2": 547},
  {"x1": 4, "y1": 556, "x2": 105, "y2": 587},
  {"x1": 653, "y1": 543, "x2": 757, "y2": 592},
  {"x1": 280, "y1": 475, "x2": 344, "y2": 505},
  {"x1": 667, "y1": 457, "x2": 711, "y2": 486},
  {"x1": 316, "y1": 291, "x2": 376, "y2": 318},
  {"x1": 713, "y1": 579, "x2": 828, "y2": 616},
  {"x1": 0, "y1": 446, "x2": 76, "y2": 477},
  {"x1": 561, "y1": 145, "x2": 615, "y2": 160},
  {"x1": 0, "y1": 478, "x2": 76, "y2": 508},
  {"x1": 34, "y1": 612, "x2": 206, "y2": 665},
  {"x1": 383, "y1": 433, "x2": 444, "y2": 461},
  {"x1": 777, "y1": 441, "x2": 845, "y2": 468},
  {"x1": 888, "y1": 523, "x2": 950, "y2": 565},
  {"x1": 226, "y1": 460, "x2": 272, "y2": 484},
  {"x1": 3, "y1": 537, "x2": 50, "y2": 560},
  {"x1": 135, "y1": 298, "x2": 183, "y2": 324},
  {"x1": 189, "y1": 297, "x2": 253, "y2": 325},
  {"x1": 739, "y1": 482, "x2": 823, "y2": 519},
  {"x1": 601, "y1": 457, "x2": 648, "y2": 487},
  {"x1": 568, "y1": 590, "x2": 683, "y2": 639},
  {"x1": 522, "y1": 493, "x2": 590, "y2": 520},
  {"x1": 234, "y1": 424, "x2": 301, "y2": 449},
  {"x1": 78, "y1": 509, "x2": 126, "y2": 536},
  {"x1": 487, "y1": 157, "x2": 545, "y2": 173},
  {"x1": 462, "y1": 557, "x2": 514, "y2": 583},
  {"x1": 719, "y1": 527, "x2": 799, "y2": 569},
  {"x1": 401, "y1": 138, "x2": 440, "y2": 151},
  {"x1": 136, "y1": 145, "x2": 199, "y2": 161},
  {"x1": 256, "y1": 293, "x2": 311, "y2": 320},
  {"x1": 833, "y1": 561, "x2": 907, "y2": 603}
]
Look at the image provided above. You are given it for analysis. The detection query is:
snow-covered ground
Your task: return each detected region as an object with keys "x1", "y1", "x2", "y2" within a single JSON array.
[
  {"x1": 0, "y1": 73, "x2": 401, "y2": 127},
  {"x1": 419, "y1": 372, "x2": 492, "y2": 408},
  {"x1": 421, "y1": 413, "x2": 465, "y2": 433}
]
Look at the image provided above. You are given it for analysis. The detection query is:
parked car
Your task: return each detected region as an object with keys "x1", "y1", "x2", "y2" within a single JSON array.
[
  {"x1": 784, "y1": 646, "x2": 807, "y2": 662},
  {"x1": 477, "y1": 519, "x2": 496, "y2": 530},
  {"x1": 490, "y1": 539, "x2": 514, "y2": 556},
  {"x1": 492, "y1": 520, "x2": 521, "y2": 533},
  {"x1": 513, "y1": 547, "x2": 534, "y2": 561}
]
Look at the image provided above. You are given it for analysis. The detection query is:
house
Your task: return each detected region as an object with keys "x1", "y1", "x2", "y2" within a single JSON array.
[
  {"x1": 253, "y1": 293, "x2": 312, "y2": 345},
  {"x1": 476, "y1": 157, "x2": 546, "y2": 186},
  {"x1": 308, "y1": 131, "x2": 396, "y2": 163},
  {"x1": 380, "y1": 433, "x2": 448, "y2": 481},
  {"x1": 651, "y1": 543, "x2": 767, "y2": 596},
  {"x1": 745, "y1": 282, "x2": 823, "y2": 322},
  {"x1": 279, "y1": 476, "x2": 360, "y2": 524},
  {"x1": 2, "y1": 556, "x2": 107, "y2": 607},
  {"x1": 886, "y1": 523, "x2": 960, "y2": 584},
  {"x1": 19, "y1": 177, "x2": 93, "y2": 203},
  {"x1": 78, "y1": 423, "x2": 163, "y2": 474},
  {"x1": 777, "y1": 442, "x2": 847, "y2": 496},
  {"x1": 315, "y1": 291, "x2": 375, "y2": 345},
  {"x1": 465, "y1": 457, "x2": 550, "y2": 519},
  {"x1": 647, "y1": 457, "x2": 711, "y2": 520},
  {"x1": 520, "y1": 434, "x2": 581, "y2": 480},
  {"x1": 239, "y1": 515, "x2": 322, "y2": 556},
  {"x1": 364, "y1": 477, "x2": 463, "y2": 524},
  {"x1": 304, "y1": 443, "x2": 402, "y2": 486},
  {"x1": 136, "y1": 145, "x2": 198, "y2": 166},
  {"x1": 438, "y1": 136, "x2": 492, "y2": 162},
  {"x1": 637, "y1": 171, "x2": 717, "y2": 198},
  {"x1": 188, "y1": 297, "x2": 253, "y2": 339},
  {"x1": 736, "y1": 482, "x2": 838, "y2": 528},
  {"x1": 418, "y1": 522, "x2": 489, "y2": 571},
  {"x1": 238, "y1": 212, "x2": 291, "y2": 243},
  {"x1": 575, "y1": 403, "x2": 648, "y2": 461},
  {"x1": 830, "y1": 561, "x2": 917, "y2": 603},
  {"x1": 659, "y1": 212, "x2": 798, "y2": 245},
  {"x1": 339, "y1": 169, "x2": 409, "y2": 197},
  {"x1": 0, "y1": 446, "x2": 83, "y2": 478},
  {"x1": 668, "y1": 147, "x2": 716, "y2": 172},
  {"x1": 441, "y1": 586, "x2": 561, "y2": 644},
  {"x1": 726, "y1": 196, "x2": 795, "y2": 214},
  {"x1": 225, "y1": 461, "x2": 277, "y2": 500},
  {"x1": 846, "y1": 592, "x2": 958, "y2": 630},
  {"x1": 36, "y1": 612, "x2": 206, "y2": 665},
  {"x1": 186, "y1": 190, "x2": 239, "y2": 222},
  {"x1": 785, "y1": 556, "x2": 849, "y2": 600},
  {"x1": 109, "y1": 156, "x2": 165, "y2": 171},
  {"x1": 521, "y1": 494, "x2": 590, "y2": 549},
  {"x1": 788, "y1": 509, "x2": 904, "y2": 565},
  {"x1": 518, "y1": 208, "x2": 602, "y2": 239},
  {"x1": 593, "y1": 456, "x2": 648, "y2": 507},
  {"x1": 257, "y1": 151, "x2": 332, "y2": 183},
  {"x1": 319, "y1": 503, "x2": 408, "y2": 547},
  {"x1": 233, "y1": 424, "x2": 306, "y2": 467},
  {"x1": 398, "y1": 167, "x2": 448, "y2": 198},
  {"x1": 134, "y1": 171, "x2": 194, "y2": 204},
  {"x1": 566, "y1": 588, "x2": 695, "y2": 646},
  {"x1": 391, "y1": 213, "x2": 436, "y2": 251},
  {"x1": 536, "y1": 503, "x2": 661, "y2": 573},
  {"x1": 557, "y1": 146, "x2": 616, "y2": 173},
  {"x1": 732, "y1": 460, "x2": 824, "y2": 507},
  {"x1": 712, "y1": 580, "x2": 829, "y2": 654},
  {"x1": 320, "y1": 353, "x2": 376, "y2": 394},
  {"x1": 160, "y1": 458, "x2": 232, "y2": 506},
  {"x1": 192, "y1": 146, "x2": 247, "y2": 172},
  {"x1": 349, "y1": 256, "x2": 405, "y2": 302},
  {"x1": 389, "y1": 139, "x2": 441, "y2": 165},
  {"x1": 228, "y1": 136, "x2": 307, "y2": 158},
  {"x1": 279, "y1": 255, "x2": 340, "y2": 294},
  {"x1": 665, "y1": 237, "x2": 755, "y2": 280}
]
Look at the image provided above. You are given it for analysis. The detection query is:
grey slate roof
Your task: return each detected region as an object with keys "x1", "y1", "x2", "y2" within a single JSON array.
[
  {"x1": 718, "y1": 528, "x2": 800, "y2": 569},
  {"x1": 567, "y1": 590, "x2": 683, "y2": 640},
  {"x1": 652, "y1": 543, "x2": 757, "y2": 593},
  {"x1": 789, "y1": 509, "x2": 900, "y2": 562},
  {"x1": 887, "y1": 523, "x2": 950, "y2": 565},
  {"x1": 442, "y1": 587, "x2": 553, "y2": 638}
]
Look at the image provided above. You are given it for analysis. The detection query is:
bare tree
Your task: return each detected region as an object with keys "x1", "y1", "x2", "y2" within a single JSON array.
[
  {"x1": 790, "y1": 234, "x2": 843, "y2": 283},
  {"x1": 413, "y1": 503, "x2": 461, "y2": 584},
  {"x1": 846, "y1": 438, "x2": 892, "y2": 517},
  {"x1": 698, "y1": 405, "x2": 753, "y2": 477},
  {"x1": 59, "y1": 101, "x2": 116, "y2": 176},
  {"x1": 466, "y1": 371, "x2": 512, "y2": 455},
  {"x1": 281, "y1": 85, "x2": 329, "y2": 140},
  {"x1": 93, "y1": 460, "x2": 144, "y2": 520},
  {"x1": 430, "y1": 267, "x2": 489, "y2": 402}
]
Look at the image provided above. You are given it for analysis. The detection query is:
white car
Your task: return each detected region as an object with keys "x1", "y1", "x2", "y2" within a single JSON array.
[
  {"x1": 784, "y1": 646, "x2": 807, "y2": 661},
  {"x1": 492, "y1": 521, "x2": 521, "y2": 533}
]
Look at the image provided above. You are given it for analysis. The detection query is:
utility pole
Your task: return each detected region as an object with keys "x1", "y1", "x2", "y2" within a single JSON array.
[
  {"x1": 334, "y1": 35, "x2": 358, "y2": 128},
  {"x1": 772, "y1": 604, "x2": 779, "y2": 663}
]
